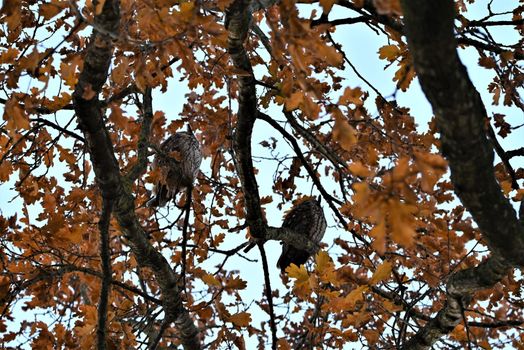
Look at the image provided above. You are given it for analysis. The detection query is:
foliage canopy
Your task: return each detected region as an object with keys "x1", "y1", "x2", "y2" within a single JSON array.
[{"x1": 1, "y1": 0, "x2": 524, "y2": 349}]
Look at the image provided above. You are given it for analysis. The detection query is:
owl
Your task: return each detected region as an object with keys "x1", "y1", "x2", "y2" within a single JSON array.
[
  {"x1": 147, "y1": 131, "x2": 202, "y2": 208},
  {"x1": 277, "y1": 197, "x2": 327, "y2": 272}
]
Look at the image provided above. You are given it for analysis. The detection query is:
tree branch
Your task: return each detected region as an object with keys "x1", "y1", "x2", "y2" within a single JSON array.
[
  {"x1": 400, "y1": 0, "x2": 521, "y2": 347},
  {"x1": 258, "y1": 242, "x2": 277, "y2": 350},
  {"x1": 31, "y1": 118, "x2": 86, "y2": 143},
  {"x1": 402, "y1": 255, "x2": 510, "y2": 349},
  {"x1": 97, "y1": 198, "x2": 113, "y2": 350},
  {"x1": 486, "y1": 122, "x2": 519, "y2": 190},
  {"x1": 258, "y1": 112, "x2": 368, "y2": 246},
  {"x1": 506, "y1": 147, "x2": 524, "y2": 159},
  {"x1": 401, "y1": 0, "x2": 524, "y2": 266},
  {"x1": 71, "y1": 1, "x2": 200, "y2": 348},
  {"x1": 125, "y1": 87, "x2": 154, "y2": 181},
  {"x1": 226, "y1": 0, "x2": 266, "y2": 239}
]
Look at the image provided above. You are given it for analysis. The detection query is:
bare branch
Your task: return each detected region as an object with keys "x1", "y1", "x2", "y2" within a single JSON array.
[
  {"x1": 506, "y1": 147, "x2": 524, "y2": 159},
  {"x1": 467, "y1": 18, "x2": 524, "y2": 27},
  {"x1": 258, "y1": 242, "x2": 277, "y2": 350},
  {"x1": 31, "y1": 118, "x2": 86, "y2": 143},
  {"x1": 485, "y1": 123, "x2": 519, "y2": 189}
]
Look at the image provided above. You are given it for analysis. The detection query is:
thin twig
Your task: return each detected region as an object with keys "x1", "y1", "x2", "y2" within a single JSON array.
[
  {"x1": 258, "y1": 242, "x2": 278, "y2": 350},
  {"x1": 486, "y1": 122, "x2": 519, "y2": 190},
  {"x1": 181, "y1": 187, "x2": 193, "y2": 292}
]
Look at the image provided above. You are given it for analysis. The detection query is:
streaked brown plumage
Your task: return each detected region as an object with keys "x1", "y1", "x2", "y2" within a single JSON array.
[
  {"x1": 277, "y1": 197, "x2": 327, "y2": 272},
  {"x1": 147, "y1": 131, "x2": 202, "y2": 207}
]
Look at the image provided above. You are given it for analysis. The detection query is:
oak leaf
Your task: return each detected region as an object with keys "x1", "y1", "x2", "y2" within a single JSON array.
[
  {"x1": 3, "y1": 96, "x2": 30, "y2": 134},
  {"x1": 332, "y1": 112, "x2": 356, "y2": 151},
  {"x1": 369, "y1": 261, "x2": 392, "y2": 285},
  {"x1": 378, "y1": 45, "x2": 400, "y2": 62},
  {"x1": 227, "y1": 312, "x2": 251, "y2": 327},
  {"x1": 277, "y1": 338, "x2": 292, "y2": 350},
  {"x1": 225, "y1": 276, "x2": 247, "y2": 290},
  {"x1": 40, "y1": 2, "x2": 67, "y2": 20},
  {"x1": 285, "y1": 91, "x2": 304, "y2": 111},
  {"x1": 286, "y1": 263, "x2": 309, "y2": 283},
  {"x1": 479, "y1": 56, "x2": 497, "y2": 69},
  {"x1": 201, "y1": 273, "x2": 221, "y2": 287},
  {"x1": 349, "y1": 162, "x2": 373, "y2": 177}
]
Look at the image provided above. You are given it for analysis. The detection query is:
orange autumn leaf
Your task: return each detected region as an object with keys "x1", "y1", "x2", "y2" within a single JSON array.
[
  {"x1": 277, "y1": 338, "x2": 292, "y2": 350},
  {"x1": 362, "y1": 329, "x2": 380, "y2": 345},
  {"x1": 319, "y1": 0, "x2": 336, "y2": 14},
  {"x1": 225, "y1": 276, "x2": 247, "y2": 290},
  {"x1": 369, "y1": 220, "x2": 386, "y2": 254},
  {"x1": 39, "y1": 1, "x2": 67, "y2": 20},
  {"x1": 343, "y1": 285, "x2": 368, "y2": 309},
  {"x1": 479, "y1": 56, "x2": 497, "y2": 69},
  {"x1": 373, "y1": 0, "x2": 402, "y2": 15},
  {"x1": 369, "y1": 261, "x2": 392, "y2": 285},
  {"x1": 314, "y1": 250, "x2": 331, "y2": 272},
  {"x1": 0, "y1": 47, "x2": 19, "y2": 64},
  {"x1": 378, "y1": 45, "x2": 400, "y2": 62},
  {"x1": 332, "y1": 112, "x2": 356, "y2": 151},
  {"x1": 388, "y1": 199, "x2": 417, "y2": 247},
  {"x1": 227, "y1": 312, "x2": 251, "y2": 327},
  {"x1": 349, "y1": 162, "x2": 373, "y2": 177},
  {"x1": 338, "y1": 87, "x2": 364, "y2": 106},
  {"x1": 3, "y1": 96, "x2": 30, "y2": 134},
  {"x1": 285, "y1": 91, "x2": 304, "y2": 111},
  {"x1": 201, "y1": 273, "x2": 221, "y2": 287},
  {"x1": 286, "y1": 263, "x2": 309, "y2": 283},
  {"x1": 394, "y1": 63, "x2": 416, "y2": 91}
]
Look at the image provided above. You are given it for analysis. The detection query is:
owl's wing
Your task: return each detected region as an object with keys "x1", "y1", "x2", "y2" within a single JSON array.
[{"x1": 277, "y1": 244, "x2": 310, "y2": 272}]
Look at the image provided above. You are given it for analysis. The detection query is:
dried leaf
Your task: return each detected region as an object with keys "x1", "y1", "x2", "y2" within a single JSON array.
[
  {"x1": 332, "y1": 112, "x2": 356, "y2": 151},
  {"x1": 369, "y1": 261, "x2": 392, "y2": 285},
  {"x1": 227, "y1": 312, "x2": 251, "y2": 327},
  {"x1": 201, "y1": 273, "x2": 221, "y2": 287},
  {"x1": 378, "y1": 45, "x2": 400, "y2": 62}
]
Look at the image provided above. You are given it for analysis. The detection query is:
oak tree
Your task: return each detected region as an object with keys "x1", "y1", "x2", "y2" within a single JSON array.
[{"x1": 0, "y1": 0, "x2": 523, "y2": 349}]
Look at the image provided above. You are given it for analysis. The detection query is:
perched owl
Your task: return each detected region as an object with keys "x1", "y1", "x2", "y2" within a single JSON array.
[
  {"x1": 147, "y1": 131, "x2": 202, "y2": 208},
  {"x1": 277, "y1": 197, "x2": 327, "y2": 272}
]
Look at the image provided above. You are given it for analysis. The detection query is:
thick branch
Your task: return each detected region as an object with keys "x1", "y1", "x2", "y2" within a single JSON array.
[
  {"x1": 506, "y1": 147, "x2": 524, "y2": 159},
  {"x1": 402, "y1": 256, "x2": 510, "y2": 349},
  {"x1": 401, "y1": 0, "x2": 524, "y2": 265},
  {"x1": 226, "y1": 0, "x2": 266, "y2": 238},
  {"x1": 71, "y1": 1, "x2": 200, "y2": 348},
  {"x1": 400, "y1": 0, "x2": 522, "y2": 347}
]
